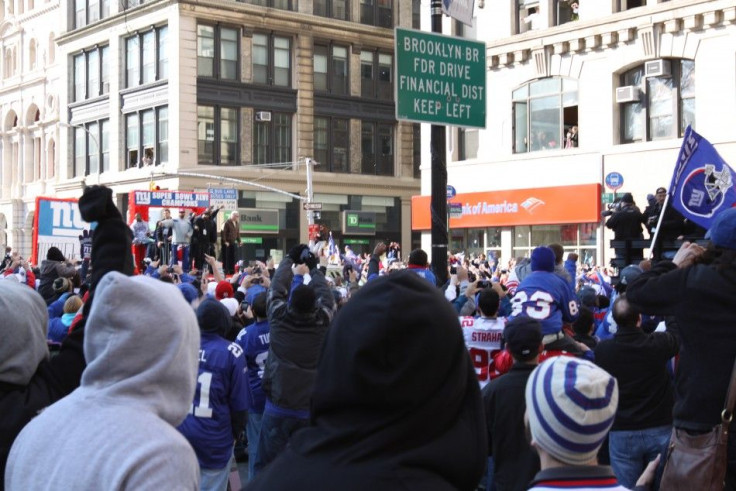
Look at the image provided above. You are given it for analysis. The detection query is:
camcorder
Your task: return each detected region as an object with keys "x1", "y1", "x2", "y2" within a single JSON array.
[
  {"x1": 602, "y1": 199, "x2": 624, "y2": 217},
  {"x1": 477, "y1": 280, "x2": 491, "y2": 289}
]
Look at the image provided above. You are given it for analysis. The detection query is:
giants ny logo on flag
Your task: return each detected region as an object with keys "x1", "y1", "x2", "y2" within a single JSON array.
[{"x1": 669, "y1": 126, "x2": 736, "y2": 229}]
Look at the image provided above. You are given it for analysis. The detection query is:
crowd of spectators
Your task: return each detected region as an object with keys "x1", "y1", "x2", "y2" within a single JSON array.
[{"x1": 1, "y1": 184, "x2": 734, "y2": 491}]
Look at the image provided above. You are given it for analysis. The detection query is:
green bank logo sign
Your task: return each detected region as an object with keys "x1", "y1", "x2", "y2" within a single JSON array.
[
  {"x1": 343, "y1": 211, "x2": 377, "y2": 235},
  {"x1": 395, "y1": 27, "x2": 486, "y2": 128}
]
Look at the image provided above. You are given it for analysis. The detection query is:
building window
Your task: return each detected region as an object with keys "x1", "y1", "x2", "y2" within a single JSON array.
[
  {"x1": 157, "y1": 106, "x2": 168, "y2": 166},
  {"x1": 197, "y1": 25, "x2": 239, "y2": 80},
  {"x1": 244, "y1": 0, "x2": 293, "y2": 9},
  {"x1": 412, "y1": 0, "x2": 421, "y2": 29},
  {"x1": 361, "y1": 121, "x2": 393, "y2": 176},
  {"x1": 512, "y1": 77, "x2": 578, "y2": 153},
  {"x1": 458, "y1": 128, "x2": 478, "y2": 160},
  {"x1": 314, "y1": 43, "x2": 348, "y2": 95},
  {"x1": 314, "y1": 116, "x2": 349, "y2": 173},
  {"x1": 125, "y1": 26, "x2": 168, "y2": 88},
  {"x1": 618, "y1": 0, "x2": 644, "y2": 11},
  {"x1": 360, "y1": 51, "x2": 392, "y2": 100},
  {"x1": 513, "y1": 223, "x2": 597, "y2": 266},
  {"x1": 517, "y1": 1, "x2": 544, "y2": 34},
  {"x1": 314, "y1": 0, "x2": 347, "y2": 20},
  {"x1": 72, "y1": 45, "x2": 109, "y2": 102},
  {"x1": 555, "y1": 0, "x2": 579, "y2": 26},
  {"x1": 252, "y1": 33, "x2": 291, "y2": 87},
  {"x1": 125, "y1": 107, "x2": 168, "y2": 168},
  {"x1": 619, "y1": 59, "x2": 695, "y2": 143},
  {"x1": 361, "y1": 0, "x2": 392, "y2": 28},
  {"x1": 72, "y1": 119, "x2": 108, "y2": 177},
  {"x1": 253, "y1": 112, "x2": 292, "y2": 166},
  {"x1": 197, "y1": 105, "x2": 239, "y2": 166},
  {"x1": 74, "y1": 0, "x2": 110, "y2": 29}
]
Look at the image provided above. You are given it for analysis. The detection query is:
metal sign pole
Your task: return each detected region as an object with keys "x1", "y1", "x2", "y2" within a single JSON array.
[{"x1": 430, "y1": 0, "x2": 449, "y2": 287}]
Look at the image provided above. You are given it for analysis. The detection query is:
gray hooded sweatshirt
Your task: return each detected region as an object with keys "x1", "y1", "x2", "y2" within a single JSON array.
[{"x1": 6, "y1": 272, "x2": 201, "y2": 490}]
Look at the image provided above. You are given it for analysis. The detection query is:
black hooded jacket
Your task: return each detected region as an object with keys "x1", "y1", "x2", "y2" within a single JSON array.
[
  {"x1": 626, "y1": 259, "x2": 736, "y2": 431},
  {"x1": 248, "y1": 271, "x2": 487, "y2": 490}
]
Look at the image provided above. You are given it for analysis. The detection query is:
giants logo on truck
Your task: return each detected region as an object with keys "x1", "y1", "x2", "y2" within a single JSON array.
[{"x1": 32, "y1": 197, "x2": 93, "y2": 264}]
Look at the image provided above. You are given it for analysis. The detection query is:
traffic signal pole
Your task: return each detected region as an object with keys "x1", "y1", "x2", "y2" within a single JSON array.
[{"x1": 430, "y1": 0, "x2": 449, "y2": 287}]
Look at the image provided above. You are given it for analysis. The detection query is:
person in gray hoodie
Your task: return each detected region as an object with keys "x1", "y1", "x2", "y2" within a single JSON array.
[
  {"x1": 5, "y1": 272, "x2": 201, "y2": 490},
  {"x1": 0, "y1": 184, "x2": 132, "y2": 490}
]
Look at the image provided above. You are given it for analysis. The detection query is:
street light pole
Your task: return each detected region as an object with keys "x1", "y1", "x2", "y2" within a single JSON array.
[
  {"x1": 305, "y1": 157, "x2": 315, "y2": 226},
  {"x1": 59, "y1": 121, "x2": 100, "y2": 185},
  {"x1": 430, "y1": 0, "x2": 449, "y2": 287}
]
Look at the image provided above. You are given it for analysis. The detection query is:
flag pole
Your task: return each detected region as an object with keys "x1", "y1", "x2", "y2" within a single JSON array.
[{"x1": 648, "y1": 193, "x2": 671, "y2": 260}]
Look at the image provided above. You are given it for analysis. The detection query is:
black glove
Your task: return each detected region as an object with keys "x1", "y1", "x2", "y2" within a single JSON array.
[
  {"x1": 304, "y1": 252, "x2": 318, "y2": 271},
  {"x1": 78, "y1": 185, "x2": 121, "y2": 223},
  {"x1": 288, "y1": 244, "x2": 309, "y2": 263}
]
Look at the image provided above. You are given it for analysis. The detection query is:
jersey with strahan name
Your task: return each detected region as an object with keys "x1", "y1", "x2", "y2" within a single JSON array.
[
  {"x1": 509, "y1": 271, "x2": 579, "y2": 336},
  {"x1": 177, "y1": 332, "x2": 248, "y2": 470},
  {"x1": 460, "y1": 316, "x2": 506, "y2": 388}
]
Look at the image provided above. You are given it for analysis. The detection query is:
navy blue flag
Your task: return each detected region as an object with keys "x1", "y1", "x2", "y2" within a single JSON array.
[{"x1": 669, "y1": 126, "x2": 736, "y2": 229}]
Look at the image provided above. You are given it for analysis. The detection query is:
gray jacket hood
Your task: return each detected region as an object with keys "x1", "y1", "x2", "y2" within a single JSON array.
[
  {"x1": 0, "y1": 280, "x2": 49, "y2": 385},
  {"x1": 81, "y1": 272, "x2": 200, "y2": 426}
]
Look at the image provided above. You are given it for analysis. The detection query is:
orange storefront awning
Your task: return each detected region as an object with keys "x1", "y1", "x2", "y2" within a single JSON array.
[{"x1": 412, "y1": 183, "x2": 602, "y2": 230}]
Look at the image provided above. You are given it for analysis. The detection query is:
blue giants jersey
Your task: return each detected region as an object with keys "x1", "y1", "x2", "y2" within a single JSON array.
[
  {"x1": 236, "y1": 319, "x2": 271, "y2": 413},
  {"x1": 509, "y1": 271, "x2": 579, "y2": 336},
  {"x1": 178, "y1": 332, "x2": 248, "y2": 470}
]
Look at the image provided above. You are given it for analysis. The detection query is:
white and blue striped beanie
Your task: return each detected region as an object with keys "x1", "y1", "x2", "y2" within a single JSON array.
[{"x1": 525, "y1": 356, "x2": 618, "y2": 465}]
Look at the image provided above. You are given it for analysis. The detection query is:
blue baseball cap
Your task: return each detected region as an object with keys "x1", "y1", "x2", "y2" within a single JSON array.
[{"x1": 706, "y1": 208, "x2": 736, "y2": 250}]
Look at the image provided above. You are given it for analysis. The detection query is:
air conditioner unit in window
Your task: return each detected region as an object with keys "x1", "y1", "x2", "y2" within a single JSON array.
[
  {"x1": 644, "y1": 59, "x2": 671, "y2": 78},
  {"x1": 615, "y1": 85, "x2": 640, "y2": 103},
  {"x1": 255, "y1": 111, "x2": 272, "y2": 122}
]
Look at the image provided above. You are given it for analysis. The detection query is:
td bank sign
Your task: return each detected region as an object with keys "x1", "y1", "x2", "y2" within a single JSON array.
[{"x1": 342, "y1": 211, "x2": 377, "y2": 236}]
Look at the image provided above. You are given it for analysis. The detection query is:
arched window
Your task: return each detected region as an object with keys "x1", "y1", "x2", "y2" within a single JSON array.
[
  {"x1": 29, "y1": 39, "x2": 36, "y2": 70},
  {"x1": 512, "y1": 77, "x2": 578, "y2": 153},
  {"x1": 26, "y1": 104, "x2": 40, "y2": 125},
  {"x1": 4, "y1": 109, "x2": 18, "y2": 131},
  {"x1": 618, "y1": 59, "x2": 695, "y2": 143}
]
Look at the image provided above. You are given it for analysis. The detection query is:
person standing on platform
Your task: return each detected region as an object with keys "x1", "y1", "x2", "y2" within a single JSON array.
[{"x1": 221, "y1": 211, "x2": 240, "y2": 276}]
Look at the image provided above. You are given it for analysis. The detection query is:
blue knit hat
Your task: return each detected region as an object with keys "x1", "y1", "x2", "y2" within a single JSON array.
[
  {"x1": 195, "y1": 298, "x2": 231, "y2": 336},
  {"x1": 530, "y1": 247, "x2": 555, "y2": 272},
  {"x1": 525, "y1": 357, "x2": 618, "y2": 465},
  {"x1": 178, "y1": 283, "x2": 199, "y2": 305},
  {"x1": 706, "y1": 207, "x2": 736, "y2": 250}
]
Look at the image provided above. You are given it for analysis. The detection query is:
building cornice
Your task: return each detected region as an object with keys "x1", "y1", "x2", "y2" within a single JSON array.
[
  {"x1": 57, "y1": 0, "x2": 396, "y2": 49},
  {"x1": 488, "y1": 1, "x2": 736, "y2": 70}
]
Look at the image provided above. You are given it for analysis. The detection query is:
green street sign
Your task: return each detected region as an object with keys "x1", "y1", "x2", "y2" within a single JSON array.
[
  {"x1": 601, "y1": 193, "x2": 618, "y2": 204},
  {"x1": 344, "y1": 239, "x2": 370, "y2": 245},
  {"x1": 241, "y1": 237, "x2": 263, "y2": 244},
  {"x1": 395, "y1": 27, "x2": 486, "y2": 128}
]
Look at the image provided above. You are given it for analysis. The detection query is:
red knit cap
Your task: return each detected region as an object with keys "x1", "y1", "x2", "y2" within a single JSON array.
[{"x1": 215, "y1": 281, "x2": 234, "y2": 300}]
